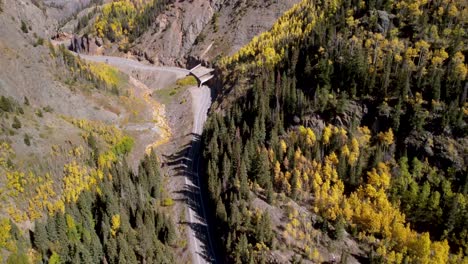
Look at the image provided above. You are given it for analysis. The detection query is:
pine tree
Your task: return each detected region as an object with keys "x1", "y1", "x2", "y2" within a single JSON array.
[
  {"x1": 33, "y1": 221, "x2": 49, "y2": 256},
  {"x1": 254, "y1": 149, "x2": 271, "y2": 188},
  {"x1": 239, "y1": 160, "x2": 250, "y2": 200}
]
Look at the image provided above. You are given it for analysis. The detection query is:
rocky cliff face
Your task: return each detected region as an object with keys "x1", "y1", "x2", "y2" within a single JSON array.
[
  {"x1": 130, "y1": 0, "x2": 301, "y2": 67},
  {"x1": 130, "y1": 0, "x2": 223, "y2": 66},
  {"x1": 43, "y1": 0, "x2": 96, "y2": 23},
  {"x1": 188, "y1": 0, "x2": 301, "y2": 64}
]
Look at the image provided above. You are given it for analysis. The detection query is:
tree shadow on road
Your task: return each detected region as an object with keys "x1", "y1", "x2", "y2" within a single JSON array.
[{"x1": 165, "y1": 133, "x2": 216, "y2": 263}]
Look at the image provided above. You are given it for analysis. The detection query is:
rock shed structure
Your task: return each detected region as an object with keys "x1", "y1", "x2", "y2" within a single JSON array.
[{"x1": 189, "y1": 64, "x2": 215, "y2": 87}]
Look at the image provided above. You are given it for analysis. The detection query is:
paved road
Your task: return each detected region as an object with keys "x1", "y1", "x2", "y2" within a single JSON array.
[
  {"x1": 78, "y1": 55, "x2": 216, "y2": 264},
  {"x1": 186, "y1": 85, "x2": 215, "y2": 264},
  {"x1": 77, "y1": 54, "x2": 190, "y2": 76}
]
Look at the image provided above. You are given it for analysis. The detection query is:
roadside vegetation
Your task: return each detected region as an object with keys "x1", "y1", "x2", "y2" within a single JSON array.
[
  {"x1": 205, "y1": 0, "x2": 467, "y2": 262},
  {"x1": 153, "y1": 76, "x2": 196, "y2": 105},
  {"x1": 176, "y1": 75, "x2": 198, "y2": 87},
  {"x1": 55, "y1": 45, "x2": 128, "y2": 95}
]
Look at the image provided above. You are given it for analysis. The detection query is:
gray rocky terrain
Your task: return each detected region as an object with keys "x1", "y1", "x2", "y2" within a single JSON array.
[{"x1": 131, "y1": 0, "x2": 301, "y2": 66}]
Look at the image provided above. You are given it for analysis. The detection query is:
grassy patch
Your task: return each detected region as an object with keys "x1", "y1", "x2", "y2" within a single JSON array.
[
  {"x1": 153, "y1": 86, "x2": 188, "y2": 105},
  {"x1": 176, "y1": 76, "x2": 198, "y2": 87}
]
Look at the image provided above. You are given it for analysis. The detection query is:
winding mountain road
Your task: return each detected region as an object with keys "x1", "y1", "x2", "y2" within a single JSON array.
[{"x1": 78, "y1": 54, "x2": 216, "y2": 264}]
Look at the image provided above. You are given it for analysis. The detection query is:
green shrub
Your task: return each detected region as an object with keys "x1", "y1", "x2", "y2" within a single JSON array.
[
  {"x1": 34, "y1": 37, "x2": 44, "y2": 47},
  {"x1": 12, "y1": 116, "x2": 21, "y2": 129},
  {"x1": 0, "y1": 96, "x2": 14, "y2": 112},
  {"x1": 24, "y1": 134, "x2": 31, "y2": 146},
  {"x1": 43, "y1": 105, "x2": 53, "y2": 113},
  {"x1": 176, "y1": 76, "x2": 198, "y2": 87},
  {"x1": 112, "y1": 136, "x2": 134, "y2": 156},
  {"x1": 20, "y1": 20, "x2": 28, "y2": 33},
  {"x1": 7, "y1": 252, "x2": 29, "y2": 264}
]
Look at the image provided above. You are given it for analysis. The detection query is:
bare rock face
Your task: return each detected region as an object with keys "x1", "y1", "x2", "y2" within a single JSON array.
[
  {"x1": 188, "y1": 0, "x2": 301, "y2": 64},
  {"x1": 43, "y1": 0, "x2": 95, "y2": 23},
  {"x1": 69, "y1": 34, "x2": 90, "y2": 53},
  {"x1": 131, "y1": 0, "x2": 301, "y2": 67},
  {"x1": 131, "y1": 0, "x2": 224, "y2": 66}
]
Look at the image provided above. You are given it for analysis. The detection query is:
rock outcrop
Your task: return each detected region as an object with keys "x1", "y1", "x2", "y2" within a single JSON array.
[
  {"x1": 131, "y1": 0, "x2": 224, "y2": 66},
  {"x1": 130, "y1": 0, "x2": 301, "y2": 67}
]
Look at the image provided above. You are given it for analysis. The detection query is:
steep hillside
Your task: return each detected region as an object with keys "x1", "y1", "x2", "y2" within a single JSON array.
[
  {"x1": 187, "y1": 0, "x2": 301, "y2": 64},
  {"x1": 203, "y1": 0, "x2": 467, "y2": 262},
  {"x1": 61, "y1": 0, "x2": 300, "y2": 66},
  {"x1": 0, "y1": 1, "x2": 180, "y2": 262},
  {"x1": 132, "y1": 0, "x2": 301, "y2": 66}
]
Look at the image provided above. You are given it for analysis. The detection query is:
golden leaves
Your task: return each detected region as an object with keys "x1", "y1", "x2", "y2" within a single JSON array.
[
  {"x1": 377, "y1": 128, "x2": 394, "y2": 147},
  {"x1": 111, "y1": 214, "x2": 121, "y2": 237}
]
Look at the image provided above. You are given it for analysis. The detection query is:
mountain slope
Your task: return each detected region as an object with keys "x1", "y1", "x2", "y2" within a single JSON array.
[
  {"x1": 0, "y1": 1, "x2": 182, "y2": 262},
  {"x1": 130, "y1": 0, "x2": 301, "y2": 66},
  {"x1": 202, "y1": 0, "x2": 467, "y2": 262}
]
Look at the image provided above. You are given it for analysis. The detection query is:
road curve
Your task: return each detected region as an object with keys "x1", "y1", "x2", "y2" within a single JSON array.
[
  {"x1": 78, "y1": 54, "x2": 216, "y2": 264},
  {"x1": 77, "y1": 54, "x2": 190, "y2": 76}
]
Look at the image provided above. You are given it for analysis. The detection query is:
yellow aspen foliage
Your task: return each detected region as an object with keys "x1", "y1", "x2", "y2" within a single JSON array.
[
  {"x1": 50, "y1": 200, "x2": 65, "y2": 215},
  {"x1": 342, "y1": 200, "x2": 353, "y2": 222},
  {"x1": 367, "y1": 162, "x2": 391, "y2": 190},
  {"x1": 409, "y1": 232, "x2": 431, "y2": 263},
  {"x1": 337, "y1": 127, "x2": 348, "y2": 143},
  {"x1": 452, "y1": 52, "x2": 467, "y2": 80},
  {"x1": 63, "y1": 161, "x2": 90, "y2": 203},
  {"x1": 0, "y1": 218, "x2": 14, "y2": 252},
  {"x1": 328, "y1": 152, "x2": 339, "y2": 166},
  {"x1": 280, "y1": 139, "x2": 287, "y2": 153},
  {"x1": 348, "y1": 138, "x2": 360, "y2": 166},
  {"x1": 431, "y1": 48, "x2": 449, "y2": 67},
  {"x1": 294, "y1": 148, "x2": 302, "y2": 162},
  {"x1": 378, "y1": 128, "x2": 394, "y2": 146},
  {"x1": 87, "y1": 62, "x2": 125, "y2": 89},
  {"x1": 322, "y1": 125, "x2": 333, "y2": 144},
  {"x1": 341, "y1": 144, "x2": 350, "y2": 157},
  {"x1": 7, "y1": 206, "x2": 27, "y2": 223},
  {"x1": 0, "y1": 142, "x2": 14, "y2": 168},
  {"x1": 98, "y1": 151, "x2": 118, "y2": 169},
  {"x1": 6, "y1": 171, "x2": 26, "y2": 196},
  {"x1": 447, "y1": 4, "x2": 459, "y2": 17},
  {"x1": 311, "y1": 248, "x2": 322, "y2": 263},
  {"x1": 268, "y1": 148, "x2": 275, "y2": 163},
  {"x1": 295, "y1": 173, "x2": 303, "y2": 192},
  {"x1": 430, "y1": 240, "x2": 450, "y2": 264},
  {"x1": 312, "y1": 154, "x2": 345, "y2": 221},
  {"x1": 274, "y1": 161, "x2": 282, "y2": 183},
  {"x1": 302, "y1": 172, "x2": 309, "y2": 186},
  {"x1": 111, "y1": 214, "x2": 121, "y2": 236},
  {"x1": 28, "y1": 200, "x2": 43, "y2": 221},
  {"x1": 298, "y1": 126, "x2": 317, "y2": 146},
  {"x1": 222, "y1": 0, "x2": 342, "y2": 69}
]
